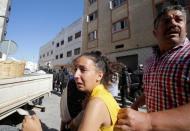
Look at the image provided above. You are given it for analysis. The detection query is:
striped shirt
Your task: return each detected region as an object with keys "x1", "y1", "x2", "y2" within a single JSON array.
[{"x1": 143, "y1": 38, "x2": 190, "y2": 112}]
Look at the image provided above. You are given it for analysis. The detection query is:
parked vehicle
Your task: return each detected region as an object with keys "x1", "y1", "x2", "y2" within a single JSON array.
[{"x1": 0, "y1": 74, "x2": 53, "y2": 124}]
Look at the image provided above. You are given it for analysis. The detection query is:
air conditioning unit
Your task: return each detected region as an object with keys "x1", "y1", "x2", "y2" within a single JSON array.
[
  {"x1": 109, "y1": 1, "x2": 113, "y2": 10},
  {"x1": 94, "y1": 31, "x2": 97, "y2": 39},
  {"x1": 86, "y1": 15, "x2": 89, "y2": 22}
]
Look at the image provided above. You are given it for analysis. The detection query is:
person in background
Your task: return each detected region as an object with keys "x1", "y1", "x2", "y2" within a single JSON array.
[
  {"x1": 134, "y1": 64, "x2": 144, "y2": 89},
  {"x1": 59, "y1": 69, "x2": 65, "y2": 94},
  {"x1": 52, "y1": 69, "x2": 57, "y2": 91},
  {"x1": 119, "y1": 66, "x2": 131, "y2": 107},
  {"x1": 108, "y1": 72, "x2": 119, "y2": 98},
  {"x1": 114, "y1": 4, "x2": 190, "y2": 131}
]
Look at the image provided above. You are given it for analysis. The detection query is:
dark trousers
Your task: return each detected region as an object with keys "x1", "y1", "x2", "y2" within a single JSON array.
[{"x1": 120, "y1": 86, "x2": 129, "y2": 107}]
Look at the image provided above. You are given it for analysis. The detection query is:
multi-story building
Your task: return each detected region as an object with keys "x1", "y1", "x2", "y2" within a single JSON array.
[
  {"x1": 0, "y1": 0, "x2": 11, "y2": 60},
  {"x1": 38, "y1": 18, "x2": 82, "y2": 70},
  {"x1": 82, "y1": 0, "x2": 190, "y2": 71}
]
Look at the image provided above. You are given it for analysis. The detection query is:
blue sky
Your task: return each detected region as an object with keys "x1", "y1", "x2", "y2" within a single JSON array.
[{"x1": 6, "y1": 0, "x2": 83, "y2": 63}]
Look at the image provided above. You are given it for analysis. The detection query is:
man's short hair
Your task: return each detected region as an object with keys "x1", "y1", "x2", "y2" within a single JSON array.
[{"x1": 154, "y1": 4, "x2": 186, "y2": 29}]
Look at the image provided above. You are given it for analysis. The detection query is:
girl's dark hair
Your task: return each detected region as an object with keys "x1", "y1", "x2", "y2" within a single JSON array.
[{"x1": 74, "y1": 50, "x2": 114, "y2": 87}]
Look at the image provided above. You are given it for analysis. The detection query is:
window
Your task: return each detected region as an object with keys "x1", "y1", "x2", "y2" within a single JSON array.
[
  {"x1": 67, "y1": 51, "x2": 72, "y2": 57},
  {"x1": 47, "y1": 52, "x2": 49, "y2": 56},
  {"x1": 52, "y1": 41, "x2": 54, "y2": 45},
  {"x1": 112, "y1": 0, "x2": 127, "y2": 8},
  {"x1": 56, "y1": 43, "x2": 59, "y2": 47},
  {"x1": 89, "y1": 0, "x2": 96, "y2": 5},
  {"x1": 56, "y1": 55, "x2": 58, "y2": 59},
  {"x1": 112, "y1": 18, "x2": 128, "y2": 33},
  {"x1": 74, "y1": 48, "x2": 80, "y2": 55},
  {"x1": 68, "y1": 36, "x2": 73, "y2": 42},
  {"x1": 43, "y1": 54, "x2": 45, "y2": 58},
  {"x1": 89, "y1": 11, "x2": 98, "y2": 22},
  {"x1": 8, "y1": 6, "x2": 11, "y2": 12},
  {"x1": 61, "y1": 40, "x2": 64, "y2": 45},
  {"x1": 4, "y1": 31, "x2": 7, "y2": 36},
  {"x1": 60, "y1": 53, "x2": 63, "y2": 59},
  {"x1": 75, "y1": 31, "x2": 81, "y2": 39},
  {"x1": 51, "y1": 50, "x2": 53, "y2": 55},
  {"x1": 88, "y1": 30, "x2": 97, "y2": 41},
  {"x1": 6, "y1": 18, "x2": 9, "y2": 23},
  {"x1": 115, "y1": 44, "x2": 124, "y2": 49},
  {"x1": 40, "y1": 55, "x2": 42, "y2": 59}
]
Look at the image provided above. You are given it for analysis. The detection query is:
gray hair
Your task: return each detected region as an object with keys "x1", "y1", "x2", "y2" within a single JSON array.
[{"x1": 154, "y1": 4, "x2": 187, "y2": 29}]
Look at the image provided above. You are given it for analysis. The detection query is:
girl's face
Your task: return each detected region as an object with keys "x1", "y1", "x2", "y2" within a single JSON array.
[{"x1": 73, "y1": 56, "x2": 103, "y2": 93}]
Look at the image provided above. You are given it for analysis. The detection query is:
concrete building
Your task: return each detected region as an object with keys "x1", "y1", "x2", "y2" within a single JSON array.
[
  {"x1": 82, "y1": 0, "x2": 190, "y2": 71},
  {"x1": 0, "y1": 0, "x2": 11, "y2": 60},
  {"x1": 38, "y1": 18, "x2": 82, "y2": 70}
]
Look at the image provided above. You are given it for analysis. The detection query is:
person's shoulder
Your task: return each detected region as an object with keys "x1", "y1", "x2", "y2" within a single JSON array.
[
  {"x1": 86, "y1": 97, "x2": 108, "y2": 115},
  {"x1": 89, "y1": 97, "x2": 105, "y2": 106}
]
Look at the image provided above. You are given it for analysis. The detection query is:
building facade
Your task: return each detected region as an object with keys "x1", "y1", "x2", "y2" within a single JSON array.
[
  {"x1": 0, "y1": 0, "x2": 11, "y2": 60},
  {"x1": 82, "y1": 0, "x2": 190, "y2": 71},
  {"x1": 38, "y1": 18, "x2": 83, "y2": 70}
]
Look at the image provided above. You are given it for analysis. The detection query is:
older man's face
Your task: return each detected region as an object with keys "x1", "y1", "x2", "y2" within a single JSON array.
[{"x1": 153, "y1": 10, "x2": 187, "y2": 50}]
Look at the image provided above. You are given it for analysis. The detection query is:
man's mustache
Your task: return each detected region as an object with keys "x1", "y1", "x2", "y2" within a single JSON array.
[{"x1": 166, "y1": 26, "x2": 180, "y2": 35}]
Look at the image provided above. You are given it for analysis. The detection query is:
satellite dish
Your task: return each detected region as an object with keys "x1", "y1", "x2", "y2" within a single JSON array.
[{"x1": 0, "y1": 40, "x2": 17, "y2": 56}]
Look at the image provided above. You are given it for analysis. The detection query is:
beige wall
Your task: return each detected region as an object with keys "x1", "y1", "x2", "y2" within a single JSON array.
[
  {"x1": 82, "y1": 0, "x2": 156, "y2": 68},
  {"x1": 82, "y1": 0, "x2": 157, "y2": 53},
  {"x1": 82, "y1": 0, "x2": 190, "y2": 70}
]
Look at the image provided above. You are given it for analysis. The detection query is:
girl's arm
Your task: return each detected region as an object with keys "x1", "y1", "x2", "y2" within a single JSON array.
[{"x1": 78, "y1": 97, "x2": 111, "y2": 131}]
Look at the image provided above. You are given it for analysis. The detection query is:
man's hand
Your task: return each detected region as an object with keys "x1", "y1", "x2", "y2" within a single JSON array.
[
  {"x1": 22, "y1": 115, "x2": 42, "y2": 131},
  {"x1": 114, "y1": 108, "x2": 152, "y2": 131}
]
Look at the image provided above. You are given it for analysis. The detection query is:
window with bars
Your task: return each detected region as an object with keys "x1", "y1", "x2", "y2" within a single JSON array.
[
  {"x1": 68, "y1": 36, "x2": 73, "y2": 42},
  {"x1": 74, "y1": 48, "x2": 80, "y2": 55},
  {"x1": 60, "y1": 53, "x2": 63, "y2": 59},
  {"x1": 88, "y1": 30, "x2": 97, "y2": 41},
  {"x1": 56, "y1": 43, "x2": 59, "y2": 47},
  {"x1": 67, "y1": 51, "x2": 72, "y2": 57},
  {"x1": 112, "y1": 0, "x2": 127, "y2": 8},
  {"x1": 88, "y1": 11, "x2": 98, "y2": 22},
  {"x1": 75, "y1": 31, "x2": 81, "y2": 39},
  {"x1": 112, "y1": 18, "x2": 128, "y2": 33},
  {"x1": 61, "y1": 40, "x2": 64, "y2": 45},
  {"x1": 56, "y1": 55, "x2": 58, "y2": 59},
  {"x1": 89, "y1": 0, "x2": 97, "y2": 5}
]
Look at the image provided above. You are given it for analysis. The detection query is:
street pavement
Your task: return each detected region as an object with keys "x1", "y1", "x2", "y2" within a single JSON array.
[{"x1": 33, "y1": 91, "x2": 62, "y2": 131}]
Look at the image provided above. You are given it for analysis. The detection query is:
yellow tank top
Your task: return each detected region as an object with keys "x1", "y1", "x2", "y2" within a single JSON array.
[{"x1": 90, "y1": 84, "x2": 120, "y2": 131}]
